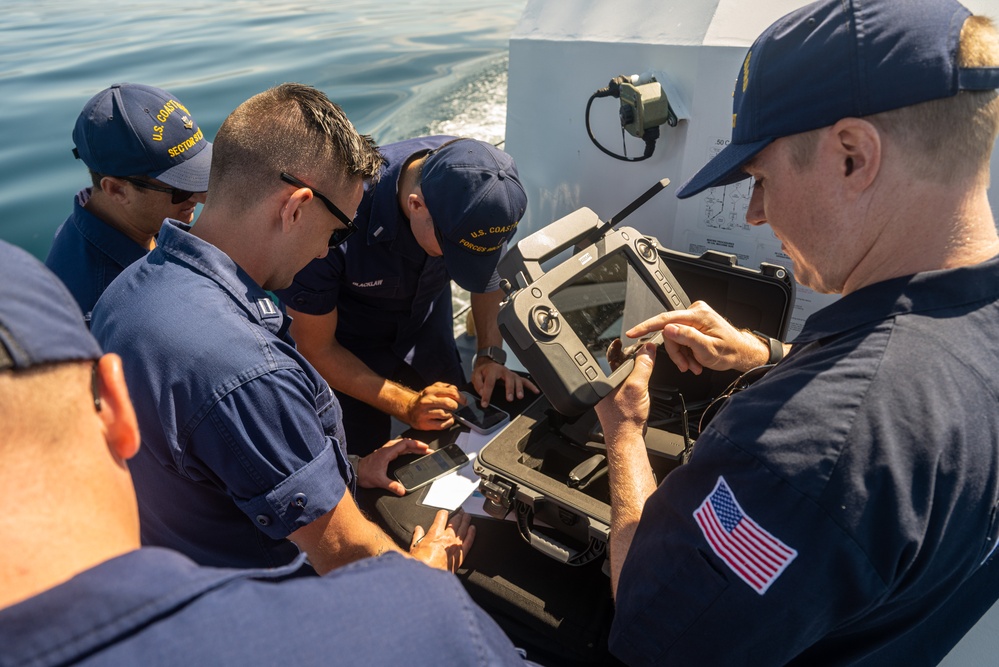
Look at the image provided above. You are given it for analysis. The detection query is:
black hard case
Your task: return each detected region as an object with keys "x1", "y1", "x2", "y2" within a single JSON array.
[{"x1": 474, "y1": 248, "x2": 795, "y2": 566}]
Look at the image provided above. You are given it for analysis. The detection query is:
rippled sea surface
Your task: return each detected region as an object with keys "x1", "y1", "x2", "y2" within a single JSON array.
[{"x1": 0, "y1": 0, "x2": 526, "y2": 259}]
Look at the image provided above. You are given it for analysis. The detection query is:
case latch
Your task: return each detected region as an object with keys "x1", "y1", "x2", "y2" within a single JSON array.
[{"x1": 479, "y1": 478, "x2": 515, "y2": 519}]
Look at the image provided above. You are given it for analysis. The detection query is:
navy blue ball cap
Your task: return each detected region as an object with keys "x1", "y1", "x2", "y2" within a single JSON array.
[
  {"x1": 72, "y1": 83, "x2": 212, "y2": 192},
  {"x1": 421, "y1": 139, "x2": 528, "y2": 293},
  {"x1": 677, "y1": 0, "x2": 999, "y2": 199},
  {"x1": 0, "y1": 241, "x2": 102, "y2": 371}
]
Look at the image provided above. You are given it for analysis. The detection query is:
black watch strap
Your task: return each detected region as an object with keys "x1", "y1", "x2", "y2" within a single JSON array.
[{"x1": 751, "y1": 331, "x2": 784, "y2": 365}]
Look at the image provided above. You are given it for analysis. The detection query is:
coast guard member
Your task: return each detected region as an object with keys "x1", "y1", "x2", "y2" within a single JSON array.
[
  {"x1": 595, "y1": 0, "x2": 999, "y2": 664},
  {"x1": 46, "y1": 83, "x2": 211, "y2": 322},
  {"x1": 91, "y1": 84, "x2": 473, "y2": 574},
  {"x1": 276, "y1": 136, "x2": 539, "y2": 455},
  {"x1": 0, "y1": 240, "x2": 534, "y2": 667}
]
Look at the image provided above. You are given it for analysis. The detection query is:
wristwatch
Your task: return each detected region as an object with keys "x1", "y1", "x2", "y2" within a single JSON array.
[
  {"x1": 750, "y1": 330, "x2": 785, "y2": 365},
  {"x1": 475, "y1": 346, "x2": 507, "y2": 366}
]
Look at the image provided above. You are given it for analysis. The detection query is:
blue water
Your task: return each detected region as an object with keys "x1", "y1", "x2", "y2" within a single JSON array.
[{"x1": 0, "y1": 0, "x2": 526, "y2": 260}]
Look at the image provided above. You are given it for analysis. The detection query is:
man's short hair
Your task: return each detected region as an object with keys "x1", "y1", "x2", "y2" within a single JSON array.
[
  {"x1": 208, "y1": 83, "x2": 384, "y2": 208},
  {"x1": 866, "y1": 16, "x2": 999, "y2": 183},
  {"x1": 787, "y1": 15, "x2": 999, "y2": 178}
]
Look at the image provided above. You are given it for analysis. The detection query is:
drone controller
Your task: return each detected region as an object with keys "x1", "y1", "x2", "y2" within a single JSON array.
[{"x1": 497, "y1": 181, "x2": 691, "y2": 416}]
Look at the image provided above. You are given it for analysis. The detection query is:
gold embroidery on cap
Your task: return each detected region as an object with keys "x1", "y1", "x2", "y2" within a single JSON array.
[
  {"x1": 459, "y1": 238, "x2": 503, "y2": 254},
  {"x1": 155, "y1": 99, "x2": 191, "y2": 124},
  {"x1": 168, "y1": 128, "x2": 204, "y2": 157}
]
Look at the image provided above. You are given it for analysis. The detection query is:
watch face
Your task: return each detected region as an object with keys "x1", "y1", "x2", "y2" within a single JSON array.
[{"x1": 478, "y1": 346, "x2": 507, "y2": 364}]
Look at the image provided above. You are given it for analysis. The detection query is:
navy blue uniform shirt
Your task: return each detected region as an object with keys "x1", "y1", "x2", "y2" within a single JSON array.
[
  {"x1": 92, "y1": 220, "x2": 353, "y2": 570},
  {"x1": 610, "y1": 257, "x2": 999, "y2": 666},
  {"x1": 45, "y1": 189, "x2": 149, "y2": 323},
  {"x1": 0, "y1": 549, "x2": 534, "y2": 666},
  {"x1": 276, "y1": 136, "x2": 502, "y2": 453}
]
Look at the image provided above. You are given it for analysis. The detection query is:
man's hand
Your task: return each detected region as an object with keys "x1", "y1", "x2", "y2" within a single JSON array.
[
  {"x1": 355, "y1": 437, "x2": 430, "y2": 496},
  {"x1": 404, "y1": 382, "x2": 463, "y2": 431},
  {"x1": 624, "y1": 301, "x2": 770, "y2": 375},
  {"x1": 409, "y1": 509, "x2": 475, "y2": 572},
  {"x1": 595, "y1": 342, "x2": 656, "y2": 443},
  {"x1": 606, "y1": 336, "x2": 657, "y2": 372},
  {"x1": 471, "y1": 358, "x2": 540, "y2": 408}
]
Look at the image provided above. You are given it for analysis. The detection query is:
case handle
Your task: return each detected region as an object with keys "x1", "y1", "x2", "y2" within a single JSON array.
[{"x1": 515, "y1": 503, "x2": 606, "y2": 566}]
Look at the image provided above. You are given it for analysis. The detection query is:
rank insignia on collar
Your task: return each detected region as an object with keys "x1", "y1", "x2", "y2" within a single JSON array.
[{"x1": 256, "y1": 297, "x2": 280, "y2": 319}]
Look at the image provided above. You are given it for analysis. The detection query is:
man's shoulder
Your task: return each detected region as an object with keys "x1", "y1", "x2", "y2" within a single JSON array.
[
  {"x1": 11, "y1": 551, "x2": 526, "y2": 667},
  {"x1": 94, "y1": 251, "x2": 268, "y2": 362},
  {"x1": 45, "y1": 213, "x2": 83, "y2": 266},
  {"x1": 380, "y1": 135, "x2": 454, "y2": 161},
  {"x1": 217, "y1": 553, "x2": 525, "y2": 665},
  {"x1": 46, "y1": 207, "x2": 148, "y2": 318},
  {"x1": 95, "y1": 249, "x2": 214, "y2": 322},
  {"x1": 46, "y1": 195, "x2": 147, "y2": 272}
]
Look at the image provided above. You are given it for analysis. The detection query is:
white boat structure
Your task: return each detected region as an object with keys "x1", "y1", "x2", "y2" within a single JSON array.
[
  {"x1": 505, "y1": 0, "x2": 999, "y2": 337},
  {"x1": 497, "y1": 0, "x2": 999, "y2": 663}
]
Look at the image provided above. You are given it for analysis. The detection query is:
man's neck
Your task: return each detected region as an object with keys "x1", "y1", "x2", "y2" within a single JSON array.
[
  {"x1": 0, "y1": 471, "x2": 140, "y2": 610},
  {"x1": 190, "y1": 210, "x2": 271, "y2": 290},
  {"x1": 843, "y1": 182, "x2": 999, "y2": 295},
  {"x1": 84, "y1": 191, "x2": 156, "y2": 250}
]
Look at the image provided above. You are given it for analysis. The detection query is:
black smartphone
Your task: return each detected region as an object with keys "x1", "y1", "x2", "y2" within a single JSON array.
[
  {"x1": 393, "y1": 442, "x2": 471, "y2": 493},
  {"x1": 454, "y1": 392, "x2": 510, "y2": 435}
]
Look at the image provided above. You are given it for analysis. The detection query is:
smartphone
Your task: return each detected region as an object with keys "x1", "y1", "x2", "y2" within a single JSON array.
[
  {"x1": 454, "y1": 392, "x2": 510, "y2": 435},
  {"x1": 393, "y1": 442, "x2": 471, "y2": 493}
]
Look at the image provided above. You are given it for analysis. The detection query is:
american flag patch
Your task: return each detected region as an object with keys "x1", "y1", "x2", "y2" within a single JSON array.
[{"x1": 693, "y1": 476, "x2": 797, "y2": 595}]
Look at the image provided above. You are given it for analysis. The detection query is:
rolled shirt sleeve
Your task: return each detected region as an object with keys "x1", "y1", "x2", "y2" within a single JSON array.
[{"x1": 186, "y1": 368, "x2": 354, "y2": 540}]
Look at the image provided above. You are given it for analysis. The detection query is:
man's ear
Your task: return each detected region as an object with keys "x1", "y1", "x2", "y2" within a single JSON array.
[
  {"x1": 95, "y1": 353, "x2": 140, "y2": 464},
  {"x1": 100, "y1": 176, "x2": 131, "y2": 205},
  {"x1": 280, "y1": 186, "x2": 313, "y2": 234},
  {"x1": 407, "y1": 190, "x2": 428, "y2": 215},
  {"x1": 830, "y1": 117, "x2": 881, "y2": 192},
  {"x1": 407, "y1": 191, "x2": 435, "y2": 229}
]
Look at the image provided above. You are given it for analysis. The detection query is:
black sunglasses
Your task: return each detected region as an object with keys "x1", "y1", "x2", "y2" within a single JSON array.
[
  {"x1": 280, "y1": 172, "x2": 357, "y2": 248},
  {"x1": 119, "y1": 176, "x2": 199, "y2": 205}
]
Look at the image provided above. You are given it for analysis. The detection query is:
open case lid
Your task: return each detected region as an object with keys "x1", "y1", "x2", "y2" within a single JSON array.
[{"x1": 650, "y1": 248, "x2": 795, "y2": 408}]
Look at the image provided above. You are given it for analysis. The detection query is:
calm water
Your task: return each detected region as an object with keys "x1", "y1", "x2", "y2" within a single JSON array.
[{"x1": 0, "y1": 0, "x2": 527, "y2": 260}]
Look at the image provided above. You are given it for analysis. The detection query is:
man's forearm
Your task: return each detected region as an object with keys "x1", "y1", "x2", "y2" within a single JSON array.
[
  {"x1": 604, "y1": 426, "x2": 658, "y2": 598},
  {"x1": 289, "y1": 494, "x2": 404, "y2": 576},
  {"x1": 304, "y1": 342, "x2": 416, "y2": 422},
  {"x1": 288, "y1": 308, "x2": 419, "y2": 422},
  {"x1": 470, "y1": 289, "x2": 505, "y2": 349},
  {"x1": 309, "y1": 522, "x2": 403, "y2": 575}
]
